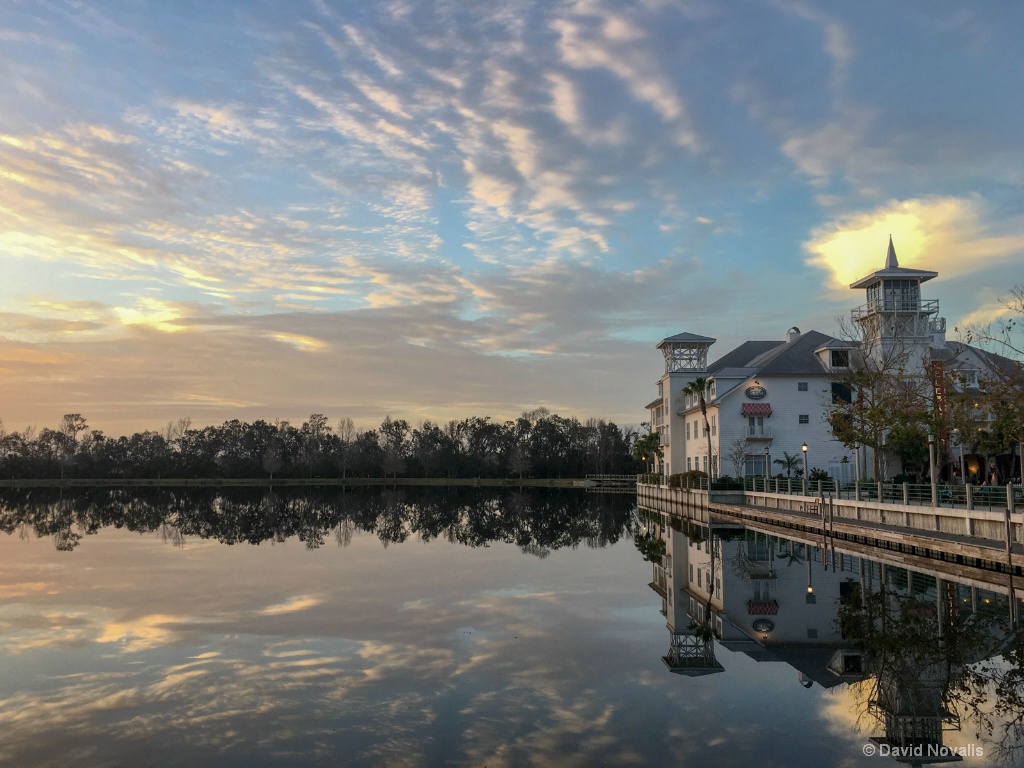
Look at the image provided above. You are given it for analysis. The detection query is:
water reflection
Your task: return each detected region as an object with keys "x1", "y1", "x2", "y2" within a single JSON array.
[
  {"x1": 642, "y1": 507, "x2": 1024, "y2": 765},
  {"x1": 1, "y1": 488, "x2": 1022, "y2": 765},
  {"x1": 0, "y1": 486, "x2": 632, "y2": 552}
]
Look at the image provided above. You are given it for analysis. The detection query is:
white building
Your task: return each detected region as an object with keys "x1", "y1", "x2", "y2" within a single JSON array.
[
  {"x1": 648, "y1": 325, "x2": 858, "y2": 481},
  {"x1": 646, "y1": 239, "x2": 1018, "y2": 482}
]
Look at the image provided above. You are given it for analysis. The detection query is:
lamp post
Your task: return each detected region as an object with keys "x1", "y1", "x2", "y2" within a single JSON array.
[
  {"x1": 927, "y1": 430, "x2": 937, "y2": 506},
  {"x1": 953, "y1": 428, "x2": 965, "y2": 484},
  {"x1": 854, "y1": 443, "x2": 861, "y2": 501},
  {"x1": 764, "y1": 445, "x2": 770, "y2": 491},
  {"x1": 802, "y1": 443, "x2": 809, "y2": 496}
]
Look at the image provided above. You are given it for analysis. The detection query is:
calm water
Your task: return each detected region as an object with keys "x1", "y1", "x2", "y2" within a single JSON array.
[{"x1": 0, "y1": 487, "x2": 1018, "y2": 767}]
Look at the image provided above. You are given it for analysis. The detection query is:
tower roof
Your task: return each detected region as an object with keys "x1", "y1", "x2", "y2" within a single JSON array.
[
  {"x1": 656, "y1": 332, "x2": 716, "y2": 348},
  {"x1": 884, "y1": 234, "x2": 899, "y2": 268},
  {"x1": 849, "y1": 237, "x2": 938, "y2": 288}
]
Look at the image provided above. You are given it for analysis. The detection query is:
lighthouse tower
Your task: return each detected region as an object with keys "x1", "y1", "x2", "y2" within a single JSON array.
[
  {"x1": 651, "y1": 333, "x2": 716, "y2": 476},
  {"x1": 849, "y1": 237, "x2": 945, "y2": 374}
]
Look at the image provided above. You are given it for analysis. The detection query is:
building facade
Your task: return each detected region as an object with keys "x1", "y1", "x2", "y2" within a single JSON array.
[{"x1": 646, "y1": 239, "x2": 1019, "y2": 482}]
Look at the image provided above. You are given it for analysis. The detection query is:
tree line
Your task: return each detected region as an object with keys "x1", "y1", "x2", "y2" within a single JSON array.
[{"x1": 0, "y1": 407, "x2": 640, "y2": 480}]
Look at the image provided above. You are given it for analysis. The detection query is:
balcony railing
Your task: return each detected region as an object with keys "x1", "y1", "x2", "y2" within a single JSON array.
[
  {"x1": 746, "y1": 426, "x2": 772, "y2": 440},
  {"x1": 851, "y1": 298, "x2": 939, "y2": 319}
]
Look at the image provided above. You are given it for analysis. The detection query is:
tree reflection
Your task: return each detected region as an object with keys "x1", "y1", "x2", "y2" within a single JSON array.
[
  {"x1": 837, "y1": 575, "x2": 1024, "y2": 763},
  {"x1": 0, "y1": 487, "x2": 633, "y2": 554}
]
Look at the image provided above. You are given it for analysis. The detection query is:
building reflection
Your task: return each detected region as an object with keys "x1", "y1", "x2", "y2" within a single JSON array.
[{"x1": 643, "y1": 507, "x2": 1024, "y2": 763}]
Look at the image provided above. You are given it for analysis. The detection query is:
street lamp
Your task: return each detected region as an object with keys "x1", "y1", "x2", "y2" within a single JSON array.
[
  {"x1": 802, "y1": 443, "x2": 809, "y2": 496},
  {"x1": 927, "y1": 430, "x2": 937, "y2": 506},
  {"x1": 853, "y1": 443, "x2": 861, "y2": 501},
  {"x1": 764, "y1": 445, "x2": 770, "y2": 490},
  {"x1": 953, "y1": 428, "x2": 965, "y2": 484}
]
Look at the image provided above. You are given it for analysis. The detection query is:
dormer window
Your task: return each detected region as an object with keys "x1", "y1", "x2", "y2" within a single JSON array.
[
  {"x1": 959, "y1": 369, "x2": 979, "y2": 389},
  {"x1": 830, "y1": 350, "x2": 849, "y2": 368}
]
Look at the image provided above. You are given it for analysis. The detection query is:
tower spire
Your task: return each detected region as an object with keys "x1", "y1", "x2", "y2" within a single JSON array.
[{"x1": 885, "y1": 235, "x2": 899, "y2": 269}]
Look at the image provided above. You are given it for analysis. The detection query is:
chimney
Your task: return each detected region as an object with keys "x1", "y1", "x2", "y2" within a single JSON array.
[{"x1": 786, "y1": 326, "x2": 801, "y2": 343}]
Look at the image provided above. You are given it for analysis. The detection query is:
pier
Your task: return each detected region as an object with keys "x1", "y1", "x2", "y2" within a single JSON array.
[{"x1": 638, "y1": 480, "x2": 1024, "y2": 575}]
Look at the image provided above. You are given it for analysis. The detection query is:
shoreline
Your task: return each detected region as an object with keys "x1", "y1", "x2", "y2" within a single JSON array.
[{"x1": 0, "y1": 477, "x2": 593, "y2": 489}]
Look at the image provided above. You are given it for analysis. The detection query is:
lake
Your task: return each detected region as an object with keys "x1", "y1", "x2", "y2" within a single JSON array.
[{"x1": 0, "y1": 486, "x2": 1017, "y2": 766}]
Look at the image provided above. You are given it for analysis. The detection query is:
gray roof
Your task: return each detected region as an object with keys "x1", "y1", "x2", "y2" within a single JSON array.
[
  {"x1": 709, "y1": 341, "x2": 783, "y2": 373},
  {"x1": 712, "y1": 366, "x2": 760, "y2": 378},
  {"x1": 742, "y1": 329, "x2": 835, "y2": 375},
  {"x1": 943, "y1": 341, "x2": 1022, "y2": 378},
  {"x1": 814, "y1": 338, "x2": 855, "y2": 352}
]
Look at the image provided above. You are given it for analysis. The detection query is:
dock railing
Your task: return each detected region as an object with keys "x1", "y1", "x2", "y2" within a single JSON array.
[{"x1": 741, "y1": 476, "x2": 1022, "y2": 512}]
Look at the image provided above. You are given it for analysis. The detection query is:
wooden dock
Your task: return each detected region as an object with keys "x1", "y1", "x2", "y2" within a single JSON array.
[{"x1": 638, "y1": 483, "x2": 1024, "y2": 576}]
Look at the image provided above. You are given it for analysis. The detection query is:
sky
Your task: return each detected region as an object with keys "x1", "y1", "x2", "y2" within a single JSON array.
[{"x1": 1, "y1": 1, "x2": 1023, "y2": 437}]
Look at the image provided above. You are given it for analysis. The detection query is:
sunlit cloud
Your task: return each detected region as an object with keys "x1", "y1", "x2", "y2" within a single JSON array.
[
  {"x1": 257, "y1": 596, "x2": 323, "y2": 616},
  {"x1": 803, "y1": 196, "x2": 1024, "y2": 294},
  {"x1": 96, "y1": 614, "x2": 187, "y2": 653},
  {"x1": 113, "y1": 299, "x2": 188, "y2": 333}
]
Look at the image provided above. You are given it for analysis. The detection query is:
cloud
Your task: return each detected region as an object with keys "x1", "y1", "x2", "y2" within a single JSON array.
[
  {"x1": 96, "y1": 613, "x2": 188, "y2": 653},
  {"x1": 553, "y1": 2, "x2": 697, "y2": 149},
  {"x1": 803, "y1": 196, "x2": 1024, "y2": 293}
]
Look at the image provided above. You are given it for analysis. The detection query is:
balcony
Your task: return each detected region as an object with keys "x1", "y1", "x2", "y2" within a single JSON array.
[
  {"x1": 850, "y1": 298, "x2": 939, "y2": 320},
  {"x1": 745, "y1": 426, "x2": 772, "y2": 441}
]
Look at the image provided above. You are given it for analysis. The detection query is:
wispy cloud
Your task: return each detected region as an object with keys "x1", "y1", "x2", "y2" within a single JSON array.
[{"x1": 0, "y1": 1, "x2": 1022, "y2": 431}]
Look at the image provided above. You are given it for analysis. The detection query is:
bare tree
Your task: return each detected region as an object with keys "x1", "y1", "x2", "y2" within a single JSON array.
[
  {"x1": 727, "y1": 438, "x2": 747, "y2": 479},
  {"x1": 828, "y1": 316, "x2": 945, "y2": 480}
]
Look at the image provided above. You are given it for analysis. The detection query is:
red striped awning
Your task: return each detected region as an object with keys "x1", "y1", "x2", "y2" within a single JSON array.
[{"x1": 741, "y1": 403, "x2": 773, "y2": 417}]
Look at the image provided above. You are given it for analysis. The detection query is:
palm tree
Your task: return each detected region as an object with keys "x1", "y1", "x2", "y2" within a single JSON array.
[
  {"x1": 683, "y1": 377, "x2": 714, "y2": 479},
  {"x1": 774, "y1": 451, "x2": 801, "y2": 478}
]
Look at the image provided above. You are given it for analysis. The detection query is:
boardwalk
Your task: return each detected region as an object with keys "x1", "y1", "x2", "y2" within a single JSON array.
[{"x1": 638, "y1": 483, "x2": 1024, "y2": 576}]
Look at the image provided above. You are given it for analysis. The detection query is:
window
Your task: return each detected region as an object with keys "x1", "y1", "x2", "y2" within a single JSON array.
[
  {"x1": 689, "y1": 564, "x2": 693, "y2": 581},
  {"x1": 831, "y1": 382, "x2": 852, "y2": 404},
  {"x1": 709, "y1": 380, "x2": 716, "y2": 398},
  {"x1": 687, "y1": 457, "x2": 692, "y2": 471},
  {"x1": 799, "y1": 414, "x2": 809, "y2": 424},
  {"x1": 745, "y1": 455, "x2": 769, "y2": 476},
  {"x1": 830, "y1": 350, "x2": 849, "y2": 368},
  {"x1": 696, "y1": 569, "x2": 702, "y2": 588},
  {"x1": 798, "y1": 381, "x2": 808, "y2": 391},
  {"x1": 703, "y1": 456, "x2": 708, "y2": 473},
  {"x1": 658, "y1": 381, "x2": 663, "y2": 397},
  {"x1": 686, "y1": 422, "x2": 690, "y2": 440},
  {"x1": 959, "y1": 369, "x2": 979, "y2": 388},
  {"x1": 711, "y1": 415, "x2": 717, "y2": 436}
]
